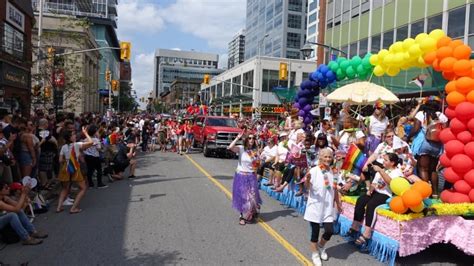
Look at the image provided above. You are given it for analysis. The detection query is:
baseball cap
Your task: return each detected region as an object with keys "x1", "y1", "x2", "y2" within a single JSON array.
[{"x1": 10, "y1": 182, "x2": 23, "y2": 191}]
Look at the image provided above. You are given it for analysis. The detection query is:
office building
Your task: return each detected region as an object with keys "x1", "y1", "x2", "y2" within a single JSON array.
[
  {"x1": 244, "y1": 0, "x2": 308, "y2": 60},
  {"x1": 228, "y1": 29, "x2": 246, "y2": 69},
  {"x1": 305, "y1": 0, "x2": 320, "y2": 60},
  {"x1": 153, "y1": 49, "x2": 223, "y2": 97},
  {"x1": 200, "y1": 56, "x2": 315, "y2": 119}
]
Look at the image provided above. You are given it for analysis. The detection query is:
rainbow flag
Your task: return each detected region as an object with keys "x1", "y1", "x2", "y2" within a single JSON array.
[
  {"x1": 67, "y1": 145, "x2": 80, "y2": 175},
  {"x1": 341, "y1": 144, "x2": 368, "y2": 176}
]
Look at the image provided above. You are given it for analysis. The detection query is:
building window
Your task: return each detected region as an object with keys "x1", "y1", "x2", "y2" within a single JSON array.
[
  {"x1": 266, "y1": 4, "x2": 274, "y2": 22},
  {"x1": 243, "y1": 70, "x2": 254, "y2": 93},
  {"x1": 411, "y1": 20, "x2": 424, "y2": 37},
  {"x1": 383, "y1": 30, "x2": 394, "y2": 49},
  {"x1": 448, "y1": 7, "x2": 466, "y2": 38},
  {"x1": 428, "y1": 14, "x2": 443, "y2": 33},
  {"x1": 396, "y1": 25, "x2": 408, "y2": 41},
  {"x1": 275, "y1": 0, "x2": 283, "y2": 15},
  {"x1": 288, "y1": 14, "x2": 302, "y2": 29},
  {"x1": 2, "y1": 23, "x2": 24, "y2": 59},
  {"x1": 359, "y1": 38, "x2": 368, "y2": 56},
  {"x1": 309, "y1": 0, "x2": 318, "y2": 11},
  {"x1": 288, "y1": 0, "x2": 303, "y2": 12},
  {"x1": 287, "y1": 32, "x2": 301, "y2": 49},
  {"x1": 371, "y1": 34, "x2": 381, "y2": 53},
  {"x1": 308, "y1": 25, "x2": 316, "y2": 36},
  {"x1": 349, "y1": 42, "x2": 358, "y2": 58},
  {"x1": 286, "y1": 50, "x2": 300, "y2": 59},
  {"x1": 217, "y1": 83, "x2": 223, "y2": 97},
  {"x1": 262, "y1": 69, "x2": 280, "y2": 92},
  {"x1": 309, "y1": 13, "x2": 317, "y2": 24},
  {"x1": 232, "y1": 76, "x2": 241, "y2": 94},
  {"x1": 266, "y1": 22, "x2": 273, "y2": 32},
  {"x1": 224, "y1": 79, "x2": 231, "y2": 96},
  {"x1": 274, "y1": 15, "x2": 283, "y2": 28}
]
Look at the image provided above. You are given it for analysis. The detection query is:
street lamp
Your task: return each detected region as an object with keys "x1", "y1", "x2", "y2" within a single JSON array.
[
  {"x1": 300, "y1": 41, "x2": 347, "y2": 63},
  {"x1": 257, "y1": 34, "x2": 270, "y2": 57}
]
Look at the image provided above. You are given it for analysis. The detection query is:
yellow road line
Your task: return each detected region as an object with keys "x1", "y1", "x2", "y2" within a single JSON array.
[{"x1": 184, "y1": 154, "x2": 312, "y2": 266}]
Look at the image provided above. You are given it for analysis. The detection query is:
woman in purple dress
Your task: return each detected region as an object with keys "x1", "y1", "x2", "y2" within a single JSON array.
[{"x1": 228, "y1": 131, "x2": 262, "y2": 225}]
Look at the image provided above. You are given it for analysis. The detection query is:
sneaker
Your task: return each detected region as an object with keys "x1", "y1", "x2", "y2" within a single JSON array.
[
  {"x1": 311, "y1": 252, "x2": 322, "y2": 266},
  {"x1": 22, "y1": 237, "x2": 43, "y2": 245},
  {"x1": 63, "y1": 198, "x2": 74, "y2": 206},
  {"x1": 31, "y1": 231, "x2": 48, "y2": 239},
  {"x1": 318, "y1": 245, "x2": 328, "y2": 261},
  {"x1": 97, "y1": 184, "x2": 109, "y2": 189}
]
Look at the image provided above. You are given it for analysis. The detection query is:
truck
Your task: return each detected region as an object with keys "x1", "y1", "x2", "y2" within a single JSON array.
[{"x1": 192, "y1": 116, "x2": 243, "y2": 157}]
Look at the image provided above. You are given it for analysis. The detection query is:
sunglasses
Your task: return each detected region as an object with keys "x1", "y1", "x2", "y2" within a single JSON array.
[
  {"x1": 386, "y1": 135, "x2": 394, "y2": 138},
  {"x1": 248, "y1": 136, "x2": 255, "y2": 139}
]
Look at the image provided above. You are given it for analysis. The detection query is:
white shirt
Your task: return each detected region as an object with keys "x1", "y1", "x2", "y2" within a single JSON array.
[
  {"x1": 83, "y1": 137, "x2": 101, "y2": 157},
  {"x1": 373, "y1": 142, "x2": 394, "y2": 164},
  {"x1": 338, "y1": 130, "x2": 363, "y2": 153},
  {"x1": 369, "y1": 115, "x2": 389, "y2": 137},
  {"x1": 414, "y1": 111, "x2": 448, "y2": 130},
  {"x1": 276, "y1": 143, "x2": 289, "y2": 162},
  {"x1": 288, "y1": 128, "x2": 304, "y2": 148},
  {"x1": 236, "y1": 146, "x2": 257, "y2": 173},
  {"x1": 60, "y1": 142, "x2": 83, "y2": 161},
  {"x1": 372, "y1": 168, "x2": 403, "y2": 197},
  {"x1": 304, "y1": 166, "x2": 336, "y2": 223},
  {"x1": 260, "y1": 145, "x2": 277, "y2": 161}
]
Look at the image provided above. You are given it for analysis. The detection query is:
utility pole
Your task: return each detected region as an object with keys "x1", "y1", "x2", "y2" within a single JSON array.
[{"x1": 35, "y1": 0, "x2": 44, "y2": 86}]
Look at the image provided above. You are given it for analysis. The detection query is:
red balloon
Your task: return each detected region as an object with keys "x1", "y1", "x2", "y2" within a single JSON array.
[
  {"x1": 445, "y1": 140, "x2": 465, "y2": 158},
  {"x1": 445, "y1": 107, "x2": 456, "y2": 119},
  {"x1": 444, "y1": 167, "x2": 462, "y2": 183},
  {"x1": 464, "y1": 169, "x2": 474, "y2": 187},
  {"x1": 454, "y1": 180, "x2": 472, "y2": 194},
  {"x1": 440, "y1": 153, "x2": 451, "y2": 167},
  {"x1": 451, "y1": 154, "x2": 473, "y2": 174},
  {"x1": 450, "y1": 192, "x2": 471, "y2": 203},
  {"x1": 450, "y1": 118, "x2": 467, "y2": 134},
  {"x1": 457, "y1": 131, "x2": 472, "y2": 144},
  {"x1": 440, "y1": 128, "x2": 457, "y2": 144},
  {"x1": 464, "y1": 142, "x2": 474, "y2": 160},
  {"x1": 455, "y1": 102, "x2": 474, "y2": 120},
  {"x1": 440, "y1": 189, "x2": 454, "y2": 203},
  {"x1": 468, "y1": 118, "x2": 474, "y2": 133},
  {"x1": 469, "y1": 189, "x2": 474, "y2": 202}
]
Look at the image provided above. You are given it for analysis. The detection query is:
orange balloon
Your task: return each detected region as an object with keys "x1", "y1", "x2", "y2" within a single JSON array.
[
  {"x1": 440, "y1": 57, "x2": 457, "y2": 72},
  {"x1": 389, "y1": 196, "x2": 408, "y2": 214},
  {"x1": 445, "y1": 80, "x2": 457, "y2": 93},
  {"x1": 456, "y1": 77, "x2": 474, "y2": 94},
  {"x1": 453, "y1": 45, "x2": 472, "y2": 60},
  {"x1": 449, "y1": 39, "x2": 465, "y2": 49},
  {"x1": 432, "y1": 59, "x2": 441, "y2": 72},
  {"x1": 402, "y1": 189, "x2": 423, "y2": 208},
  {"x1": 442, "y1": 71, "x2": 458, "y2": 81},
  {"x1": 424, "y1": 51, "x2": 437, "y2": 65},
  {"x1": 466, "y1": 90, "x2": 474, "y2": 103},
  {"x1": 412, "y1": 181, "x2": 433, "y2": 198},
  {"x1": 437, "y1": 36, "x2": 452, "y2": 48},
  {"x1": 453, "y1": 59, "x2": 472, "y2": 76},
  {"x1": 436, "y1": 46, "x2": 454, "y2": 61},
  {"x1": 447, "y1": 91, "x2": 466, "y2": 107}
]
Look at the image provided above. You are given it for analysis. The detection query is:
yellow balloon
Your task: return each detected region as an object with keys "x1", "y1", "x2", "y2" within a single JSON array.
[
  {"x1": 393, "y1": 53, "x2": 404, "y2": 64},
  {"x1": 429, "y1": 29, "x2": 446, "y2": 41},
  {"x1": 383, "y1": 53, "x2": 395, "y2": 66},
  {"x1": 373, "y1": 65, "x2": 385, "y2": 76},
  {"x1": 378, "y1": 49, "x2": 389, "y2": 59},
  {"x1": 410, "y1": 202, "x2": 424, "y2": 213},
  {"x1": 386, "y1": 66, "x2": 400, "y2": 77},
  {"x1": 415, "y1": 33, "x2": 429, "y2": 44},
  {"x1": 419, "y1": 37, "x2": 437, "y2": 52},
  {"x1": 408, "y1": 44, "x2": 422, "y2": 57},
  {"x1": 391, "y1": 41, "x2": 404, "y2": 53},
  {"x1": 417, "y1": 56, "x2": 427, "y2": 67},
  {"x1": 369, "y1": 54, "x2": 379, "y2": 65},
  {"x1": 390, "y1": 177, "x2": 411, "y2": 196},
  {"x1": 402, "y1": 38, "x2": 416, "y2": 50}
]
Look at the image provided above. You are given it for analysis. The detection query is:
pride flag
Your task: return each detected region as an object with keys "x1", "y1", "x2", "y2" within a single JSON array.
[
  {"x1": 67, "y1": 145, "x2": 80, "y2": 175},
  {"x1": 341, "y1": 144, "x2": 368, "y2": 176}
]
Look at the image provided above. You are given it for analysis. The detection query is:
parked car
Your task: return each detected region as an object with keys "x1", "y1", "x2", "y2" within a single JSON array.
[{"x1": 192, "y1": 116, "x2": 243, "y2": 157}]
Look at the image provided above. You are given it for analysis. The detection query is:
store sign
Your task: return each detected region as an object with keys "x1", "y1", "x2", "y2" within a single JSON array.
[
  {"x1": 0, "y1": 62, "x2": 28, "y2": 89},
  {"x1": 6, "y1": 2, "x2": 25, "y2": 32},
  {"x1": 260, "y1": 106, "x2": 286, "y2": 114}
]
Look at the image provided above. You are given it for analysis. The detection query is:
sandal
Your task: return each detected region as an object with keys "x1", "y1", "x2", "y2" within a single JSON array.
[
  {"x1": 55, "y1": 208, "x2": 64, "y2": 213},
  {"x1": 342, "y1": 228, "x2": 358, "y2": 240},
  {"x1": 355, "y1": 234, "x2": 371, "y2": 246},
  {"x1": 239, "y1": 217, "x2": 246, "y2": 226},
  {"x1": 69, "y1": 209, "x2": 82, "y2": 214}
]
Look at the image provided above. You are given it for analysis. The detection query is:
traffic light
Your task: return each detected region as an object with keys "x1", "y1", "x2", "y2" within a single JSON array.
[
  {"x1": 32, "y1": 84, "x2": 41, "y2": 96},
  {"x1": 203, "y1": 74, "x2": 210, "y2": 84},
  {"x1": 105, "y1": 70, "x2": 111, "y2": 82},
  {"x1": 44, "y1": 86, "x2": 52, "y2": 98},
  {"x1": 111, "y1": 80, "x2": 119, "y2": 91},
  {"x1": 120, "y1": 42, "x2": 131, "y2": 61},
  {"x1": 279, "y1": 62, "x2": 288, "y2": 80},
  {"x1": 47, "y1": 47, "x2": 55, "y2": 65}
]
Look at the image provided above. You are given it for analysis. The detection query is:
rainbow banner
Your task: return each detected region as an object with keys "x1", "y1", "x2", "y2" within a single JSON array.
[
  {"x1": 67, "y1": 145, "x2": 80, "y2": 175},
  {"x1": 341, "y1": 144, "x2": 368, "y2": 176}
]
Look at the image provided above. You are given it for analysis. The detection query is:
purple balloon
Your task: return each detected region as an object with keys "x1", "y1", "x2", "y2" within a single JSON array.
[
  {"x1": 298, "y1": 110, "x2": 306, "y2": 117},
  {"x1": 298, "y1": 97, "x2": 307, "y2": 105},
  {"x1": 304, "y1": 117, "x2": 313, "y2": 125},
  {"x1": 303, "y1": 104, "x2": 312, "y2": 111},
  {"x1": 293, "y1": 103, "x2": 300, "y2": 109},
  {"x1": 300, "y1": 80, "x2": 313, "y2": 90}
]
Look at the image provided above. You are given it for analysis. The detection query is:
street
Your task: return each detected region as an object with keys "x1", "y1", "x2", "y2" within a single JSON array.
[{"x1": 0, "y1": 151, "x2": 472, "y2": 265}]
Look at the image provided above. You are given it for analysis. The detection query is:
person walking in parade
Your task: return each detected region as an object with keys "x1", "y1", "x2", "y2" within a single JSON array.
[{"x1": 228, "y1": 131, "x2": 262, "y2": 225}]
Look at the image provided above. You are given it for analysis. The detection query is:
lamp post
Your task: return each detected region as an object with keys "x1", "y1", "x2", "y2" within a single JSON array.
[{"x1": 300, "y1": 41, "x2": 347, "y2": 63}]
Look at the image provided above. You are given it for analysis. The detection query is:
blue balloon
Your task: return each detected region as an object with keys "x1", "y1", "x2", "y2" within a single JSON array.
[
  {"x1": 325, "y1": 70, "x2": 336, "y2": 81},
  {"x1": 300, "y1": 80, "x2": 313, "y2": 90},
  {"x1": 303, "y1": 104, "x2": 312, "y2": 111},
  {"x1": 298, "y1": 110, "x2": 306, "y2": 117},
  {"x1": 319, "y1": 64, "x2": 329, "y2": 74},
  {"x1": 319, "y1": 80, "x2": 328, "y2": 88},
  {"x1": 298, "y1": 97, "x2": 307, "y2": 105},
  {"x1": 316, "y1": 72, "x2": 324, "y2": 81},
  {"x1": 309, "y1": 72, "x2": 317, "y2": 82},
  {"x1": 293, "y1": 103, "x2": 300, "y2": 109}
]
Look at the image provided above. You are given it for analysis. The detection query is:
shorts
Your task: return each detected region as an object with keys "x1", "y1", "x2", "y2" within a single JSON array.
[
  {"x1": 419, "y1": 139, "x2": 442, "y2": 157},
  {"x1": 19, "y1": 151, "x2": 33, "y2": 166},
  {"x1": 186, "y1": 133, "x2": 194, "y2": 140},
  {"x1": 114, "y1": 161, "x2": 130, "y2": 173}
]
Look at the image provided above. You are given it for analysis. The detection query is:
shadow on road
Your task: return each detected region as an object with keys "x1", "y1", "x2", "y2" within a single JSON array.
[
  {"x1": 123, "y1": 250, "x2": 182, "y2": 264},
  {"x1": 259, "y1": 209, "x2": 299, "y2": 222},
  {"x1": 396, "y1": 243, "x2": 474, "y2": 265},
  {"x1": 213, "y1": 175, "x2": 234, "y2": 180}
]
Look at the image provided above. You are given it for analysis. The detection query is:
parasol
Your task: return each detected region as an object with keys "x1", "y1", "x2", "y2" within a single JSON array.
[{"x1": 326, "y1": 81, "x2": 400, "y2": 105}]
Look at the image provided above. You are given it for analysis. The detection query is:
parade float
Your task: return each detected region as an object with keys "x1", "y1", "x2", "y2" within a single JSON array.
[{"x1": 260, "y1": 29, "x2": 474, "y2": 265}]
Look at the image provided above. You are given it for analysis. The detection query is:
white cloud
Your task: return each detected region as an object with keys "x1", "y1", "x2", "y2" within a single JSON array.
[
  {"x1": 117, "y1": 0, "x2": 165, "y2": 37},
  {"x1": 160, "y1": 0, "x2": 246, "y2": 49},
  {"x1": 218, "y1": 53, "x2": 228, "y2": 69},
  {"x1": 171, "y1": 47, "x2": 182, "y2": 51},
  {"x1": 131, "y1": 52, "x2": 155, "y2": 100}
]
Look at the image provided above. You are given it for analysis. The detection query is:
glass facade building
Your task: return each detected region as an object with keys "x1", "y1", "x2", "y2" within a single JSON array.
[
  {"x1": 244, "y1": 0, "x2": 308, "y2": 60},
  {"x1": 228, "y1": 29, "x2": 246, "y2": 69}
]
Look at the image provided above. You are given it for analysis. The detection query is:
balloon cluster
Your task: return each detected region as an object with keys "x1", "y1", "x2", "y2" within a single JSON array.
[
  {"x1": 370, "y1": 29, "x2": 446, "y2": 77},
  {"x1": 438, "y1": 102, "x2": 474, "y2": 203},
  {"x1": 328, "y1": 53, "x2": 373, "y2": 80},
  {"x1": 389, "y1": 178, "x2": 432, "y2": 214},
  {"x1": 310, "y1": 64, "x2": 337, "y2": 88},
  {"x1": 293, "y1": 80, "x2": 320, "y2": 127}
]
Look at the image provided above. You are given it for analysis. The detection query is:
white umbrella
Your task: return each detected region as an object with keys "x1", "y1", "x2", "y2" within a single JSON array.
[{"x1": 326, "y1": 81, "x2": 400, "y2": 105}]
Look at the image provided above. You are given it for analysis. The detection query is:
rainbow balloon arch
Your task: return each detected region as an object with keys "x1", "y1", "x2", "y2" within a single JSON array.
[{"x1": 288, "y1": 29, "x2": 474, "y2": 264}]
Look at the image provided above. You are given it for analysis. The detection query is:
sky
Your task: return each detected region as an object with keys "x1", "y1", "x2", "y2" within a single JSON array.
[{"x1": 116, "y1": 0, "x2": 247, "y2": 101}]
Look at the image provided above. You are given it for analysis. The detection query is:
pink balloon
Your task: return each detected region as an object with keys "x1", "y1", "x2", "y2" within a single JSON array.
[
  {"x1": 440, "y1": 153, "x2": 451, "y2": 167},
  {"x1": 440, "y1": 190, "x2": 454, "y2": 203},
  {"x1": 450, "y1": 118, "x2": 467, "y2": 134},
  {"x1": 455, "y1": 102, "x2": 474, "y2": 121},
  {"x1": 464, "y1": 142, "x2": 474, "y2": 160},
  {"x1": 445, "y1": 140, "x2": 465, "y2": 158},
  {"x1": 440, "y1": 128, "x2": 457, "y2": 144},
  {"x1": 454, "y1": 180, "x2": 472, "y2": 194},
  {"x1": 457, "y1": 131, "x2": 472, "y2": 144},
  {"x1": 450, "y1": 192, "x2": 471, "y2": 203},
  {"x1": 464, "y1": 169, "x2": 474, "y2": 187},
  {"x1": 444, "y1": 167, "x2": 462, "y2": 183},
  {"x1": 445, "y1": 107, "x2": 456, "y2": 120},
  {"x1": 468, "y1": 118, "x2": 474, "y2": 133}
]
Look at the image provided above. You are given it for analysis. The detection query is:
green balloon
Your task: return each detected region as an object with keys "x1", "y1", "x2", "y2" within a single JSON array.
[
  {"x1": 337, "y1": 57, "x2": 347, "y2": 64},
  {"x1": 356, "y1": 64, "x2": 365, "y2": 75},
  {"x1": 340, "y1": 60, "x2": 350, "y2": 70},
  {"x1": 362, "y1": 57, "x2": 372, "y2": 69},
  {"x1": 358, "y1": 71, "x2": 369, "y2": 80},
  {"x1": 346, "y1": 66, "x2": 356, "y2": 79},
  {"x1": 336, "y1": 68, "x2": 345, "y2": 80},
  {"x1": 364, "y1": 52, "x2": 372, "y2": 59},
  {"x1": 351, "y1": 56, "x2": 362, "y2": 68},
  {"x1": 328, "y1": 61, "x2": 339, "y2": 72}
]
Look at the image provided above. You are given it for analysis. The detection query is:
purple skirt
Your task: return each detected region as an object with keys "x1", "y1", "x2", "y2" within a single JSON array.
[
  {"x1": 365, "y1": 134, "x2": 381, "y2": 154},
  {"x1": 232, "y1": 171, "x2": 262, "y2": 218}
]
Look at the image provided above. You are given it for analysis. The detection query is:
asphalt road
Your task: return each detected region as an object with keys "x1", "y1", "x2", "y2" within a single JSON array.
[{"x1": 1, "y1": 150, "x2": 472, "y2": 265}]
